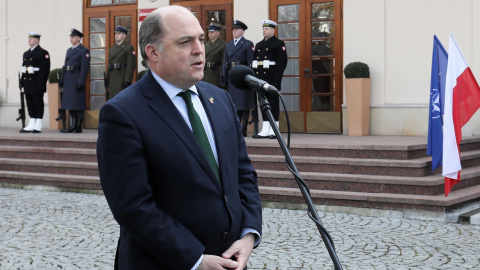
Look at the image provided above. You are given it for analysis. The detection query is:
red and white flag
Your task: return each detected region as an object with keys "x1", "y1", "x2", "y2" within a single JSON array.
[{"x1": 443, "y1": 33, "x2": 480, "y2": 196}]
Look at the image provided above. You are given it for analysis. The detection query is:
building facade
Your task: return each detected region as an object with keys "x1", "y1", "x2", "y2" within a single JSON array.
[{"x1": 1, "y1": 0, "x2": 480, "y2": 136}]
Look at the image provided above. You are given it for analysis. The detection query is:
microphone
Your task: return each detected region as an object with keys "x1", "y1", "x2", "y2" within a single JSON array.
[{"x1": 229, "y1": 65, "x2": 278, "y2": 94}]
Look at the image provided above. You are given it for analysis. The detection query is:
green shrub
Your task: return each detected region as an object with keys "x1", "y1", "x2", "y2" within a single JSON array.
[
  {"x1": 344, "y1": 62, "x2": 370, "y2": 78},
  {"x1": 48, "y1": 68, "x2": 63, "y2": 83}
]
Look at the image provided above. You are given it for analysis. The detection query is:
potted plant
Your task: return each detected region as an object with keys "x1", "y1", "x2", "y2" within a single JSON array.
[
  {"x1": 344, "y1": 62, "x2": 371, "y2": 136},
  {"x1": 47, "y1": 68, "x2": 64, "y2": 130}
]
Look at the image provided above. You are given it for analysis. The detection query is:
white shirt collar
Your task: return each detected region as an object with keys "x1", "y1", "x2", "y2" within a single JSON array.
[{"x1": 150, "y1": 69, "x2": 198, "y2": 100}]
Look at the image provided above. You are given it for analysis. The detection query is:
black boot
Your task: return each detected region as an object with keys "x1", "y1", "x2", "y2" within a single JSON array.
[
  {"x1": 68, "y1": 116, "x2": 77, "y2": 133},
  {"x1": 74, "y1": 119, "x2": 83, "y2": 133}
]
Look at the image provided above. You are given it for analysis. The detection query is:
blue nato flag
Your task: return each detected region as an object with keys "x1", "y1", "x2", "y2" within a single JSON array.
[{"x1": 427, "y1": 35, "x2": 448, "y2": 172}]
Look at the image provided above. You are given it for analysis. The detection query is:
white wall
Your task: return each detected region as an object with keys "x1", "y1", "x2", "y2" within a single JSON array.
[
  {"x1": 0, "y1": 0, "x2": 82, "y2": 128},
  {"x1": 344, "y1": 0, "x2": 480, "y2": 136}
]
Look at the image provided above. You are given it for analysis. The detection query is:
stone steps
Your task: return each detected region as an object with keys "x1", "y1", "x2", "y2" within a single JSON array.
[
  {"x1": 1, "y1": 129, "x2": 480, "y2": 213},
  {"x1": 0, "y1": 158, "x2": 98, "y2": 176},
  {"x1": 250, "y1": 149, "x2": 480, "y2": 177}
]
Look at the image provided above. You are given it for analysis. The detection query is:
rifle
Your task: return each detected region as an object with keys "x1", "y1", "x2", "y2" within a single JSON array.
[
  {"x1": 104, "y1": 71, "x2": 109, "y2": 101},
  {"x1": 55, "y1": 70, "x2": 67, "y2": 132},
  {"x1": 16, "y1": 72, "x2": 26, "y2": 128}
]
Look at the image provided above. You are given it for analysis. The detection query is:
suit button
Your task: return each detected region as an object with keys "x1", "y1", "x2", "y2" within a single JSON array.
[
  {"x1": 222, "y1": 232, "x2": 229, "y2": 239},
  {"x1": 224, "y1": 195, "x2": 228, "y2": 202}
]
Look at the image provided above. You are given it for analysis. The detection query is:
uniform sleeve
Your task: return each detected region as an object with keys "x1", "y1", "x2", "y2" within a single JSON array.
[
  {"x1": 78, "y1": 49, "x2": 91, "y2": 86},
  {"x1": 272, "y1": 40, "x2": 288, "y2": 89},
  {"x1": 125, "y1": 45, "x2": 137, "y2": 83},
  {"x1": 221, "y1": 46, "x2": 229, "y2": 85},
  {"x1": 39, "y1": 50, "x2": 51, "y2": 92},
  {"x1": 246, "y1": 41, "x2": 254, "y2": 66}
]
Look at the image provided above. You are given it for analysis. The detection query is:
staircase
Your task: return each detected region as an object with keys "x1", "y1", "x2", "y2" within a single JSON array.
[
  {"x1": 1, "y1": 129, "x2": 480, "y2": 213},
  {"x1": 247, "y1": 135, "x2": 480, "y2": 213}
]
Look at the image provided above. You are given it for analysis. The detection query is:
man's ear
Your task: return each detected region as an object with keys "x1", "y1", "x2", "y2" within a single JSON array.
[{"x1": 145, "y1": 44, "x2": 158, "y2": 62}]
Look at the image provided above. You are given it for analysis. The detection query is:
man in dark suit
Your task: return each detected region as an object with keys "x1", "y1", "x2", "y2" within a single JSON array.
[
  {"x1": 106, "y1": 25, "x2": 137, "y2": 100},
  {"x1": 221, "y1": 20, "x2": 255, "y2": 137},
  {"x1": 19, "y1": 32, "x2": 50, "y2": 133},
  {"x1": 97, "y1": 6, "x2": 262, "y2": 270},
  {"x1": 59, "y1": 29, "x2": 90, "y2": 133},
  {"x1": 202, "y1": 23, "x2": 225, "y2": 88},
  {"x1": 252, "y1": 20, "x2": 288, "y2": 139}
]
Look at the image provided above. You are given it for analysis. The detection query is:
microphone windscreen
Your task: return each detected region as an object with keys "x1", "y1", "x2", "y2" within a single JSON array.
[{"x1": 229, "y1": 65, "x2": 255, "y2": 89}]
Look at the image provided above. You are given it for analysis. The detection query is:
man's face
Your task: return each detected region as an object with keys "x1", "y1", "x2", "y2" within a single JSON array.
[
  {"x1": 232, "y1": 28, "x2": 245, "y2": 39},
  {"x1": 115, "y1": 32, "x2": 126, "y2": 44},
  {"x1": 263, "y1": 27, "x2": 275, "y2": 39},
  {"x1": 208, "y1": 30, "x2": 220, "y2": 42},
  {"x1": 70, "y1": 36, "x2": 81, "y2": 46},
  {"x1": 28, "y1": 37, "x2": 39, "y2": 47},
  {"x1": 154, "y1": 10, "x2": 205, "y2": 89}
]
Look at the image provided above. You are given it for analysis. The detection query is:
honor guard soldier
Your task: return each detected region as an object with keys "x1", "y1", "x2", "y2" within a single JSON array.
[
  {"x1": 252, "y1": 20, "x2": 287, "y2": 139},
  {"x1": 106, "y1": 25, "x2": 137, "y2": 99},
  {"x1": 59, "y1": 29, "x2": 90, "y2": 133},
  {"x1": 202, "y1": 23, "x2": 225, "y2": 88},
  {"x1": 221, "y1": 20, "x2": 255, "y2": 137},
  {"x1": 19, "y1": 32, "x2": 50, "y2": 133}
]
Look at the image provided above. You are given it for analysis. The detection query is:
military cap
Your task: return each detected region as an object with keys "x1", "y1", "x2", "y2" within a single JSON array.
[
  {"x1": 115, "y1": 25, "x2": 128, "y2": 34},
  {"x1": 232, "y1": 20, "x2": 248, "y2": 30},
  {"x1": 70, "y1": 28, "x2": 84, "y2": 38},
  {"x1": 208, "y1": 23, "x2": 221, "y2": 32},
  {"x1": 262, "y1": 19, "x2": 277, "y2": 28},
  {"x1": 28, "y1": 31, "x2": 41, "y2": 38}
]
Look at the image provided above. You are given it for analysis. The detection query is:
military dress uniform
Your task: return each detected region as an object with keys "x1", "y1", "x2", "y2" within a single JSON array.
[
  {"x1": 221, "y1": 20, "x2": 255, "y2": 135},
  {"x1": 106, "y1": 26, "x2": 136, "y2": 99},
  {"x1": 60, "y1": 29, "x2": 90, "y2": 133},
  {"x1": 202, "y1": 23, "x2": 225, "y2": 88},
  {"x1": 20, "y1": 32, "x2": 50, "y2": 133},
  {"x1": 252, "y1": 20, "x2": 288, "y2": 139}
]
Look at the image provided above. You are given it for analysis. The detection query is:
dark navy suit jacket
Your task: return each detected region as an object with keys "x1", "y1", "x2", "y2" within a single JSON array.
[{"x1": 97, "y1": 70, "x2": 262, "y2": 269}]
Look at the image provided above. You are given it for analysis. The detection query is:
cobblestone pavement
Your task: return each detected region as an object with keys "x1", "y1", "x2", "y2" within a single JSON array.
[{"x1": 1, "y1": 187, "x2": 479, "y2": 270}]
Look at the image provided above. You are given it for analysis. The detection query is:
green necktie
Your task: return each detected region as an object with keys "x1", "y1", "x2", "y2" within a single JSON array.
[{"x1": 178, "y1": 90, "x2": 220, "y2": 182}]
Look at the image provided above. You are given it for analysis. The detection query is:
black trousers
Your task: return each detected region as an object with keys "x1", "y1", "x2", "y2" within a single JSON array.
[
  {"x1": 25, "y1": 92, "x2": 44, "y2": 118},
  {"x1": 260, "y1": 92, "x2": 279, "y2": 121}
]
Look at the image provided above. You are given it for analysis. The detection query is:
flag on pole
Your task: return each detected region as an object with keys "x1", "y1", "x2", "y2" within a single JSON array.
[
  {"x1": 443, "y1": 33, "x2": 480, "y2": 196},
  {"x1": 427, "y1": 35, "x2": 448, "y2": 172}
]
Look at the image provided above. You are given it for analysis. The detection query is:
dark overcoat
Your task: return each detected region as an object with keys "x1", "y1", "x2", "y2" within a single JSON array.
[
  {"x1": 253, "y1": 35, "x2": 288, "y2": 89},
  {"x1": 222, "y1": 37, "x2": 255, "y2": 110},
  {"x1": 60, "y1": 44, "x2": 90, "y2": 110},
  {"x1": 107, "y1": 41, "x2": 137, "y2": 99},
  {"x1": 202, "y1": 38, "x2": 225, "y2": 88},
  {"x1": 21, "y1": 45, "x2": 50, "y2": 94},
  {"x1": 97, "y1": 70, "x2": 262, "y2": 269}
]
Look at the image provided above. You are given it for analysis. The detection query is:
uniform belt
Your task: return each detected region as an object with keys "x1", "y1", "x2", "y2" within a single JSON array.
[
  {"x1": 205, "y1": 62, "x2": 218, "y2": 68},
  {"x1": 22, "y1": 66, "x2": 40, "y2": 73},
  {"x1": 109, "y1": 63, "x2": 125, "y2": 70},
  {"x1": 252, "y1": 60, "x2": 276, "y2": 69},
  {"x1": 64, "y1": 65, "x2": 79, "y2": 71}
]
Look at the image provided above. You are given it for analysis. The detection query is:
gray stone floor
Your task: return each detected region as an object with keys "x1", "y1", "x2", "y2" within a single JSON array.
[{"x1": 1, "y1": 187, "x2": 479, "y2": 269}]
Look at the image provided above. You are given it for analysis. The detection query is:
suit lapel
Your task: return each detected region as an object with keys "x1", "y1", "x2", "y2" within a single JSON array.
[{"x1": 142, "y1": 71, "x2": 222, "y2": 192}]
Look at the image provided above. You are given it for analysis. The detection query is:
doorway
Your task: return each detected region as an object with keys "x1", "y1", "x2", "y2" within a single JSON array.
[
  {"x1": 270, "y1": 0, "x2": 343, "y2": 133},
  {"x1": 84, "y1": 6, "x2": 138, "y2": 110}
]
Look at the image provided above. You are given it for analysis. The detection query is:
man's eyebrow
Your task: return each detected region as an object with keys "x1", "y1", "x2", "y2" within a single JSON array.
[{"x1": 179, "y1": 33, "x2": 206, "y2": 41}]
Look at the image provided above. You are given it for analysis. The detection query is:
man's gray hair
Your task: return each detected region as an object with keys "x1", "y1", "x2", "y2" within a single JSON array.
[{"x1": 139, "y1": 11, "x2": 166, "y2": 62}]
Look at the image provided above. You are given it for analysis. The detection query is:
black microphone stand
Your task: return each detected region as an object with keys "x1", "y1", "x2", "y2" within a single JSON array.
[{"x1": 256, "y1": 93, "x2": 343, "y2": 270}]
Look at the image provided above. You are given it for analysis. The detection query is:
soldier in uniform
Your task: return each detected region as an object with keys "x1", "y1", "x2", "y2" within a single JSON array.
[
  {"x1": 221, "y1": 20, "x2": 255, "y2": 137},
  {"x1": 19, "y1": 32, "x2": 50, "y2": 133},
  {"x1": 106, "y1": 25, "x2": 137, "y2": 100},
  {"x1": 59, "y1": 29, "x2": 90, "y2": 133},
  {"x1": 252, "y1": 20, "x2": 287, "y2": 139},
  {"x1": 202, "y1": 23, "x2": 225, "y2": 88}
]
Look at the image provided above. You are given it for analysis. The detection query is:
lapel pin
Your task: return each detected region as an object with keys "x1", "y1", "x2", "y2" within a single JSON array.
[{"x1": 209, "y1": 97, "x2": 214, "y2": 104}]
